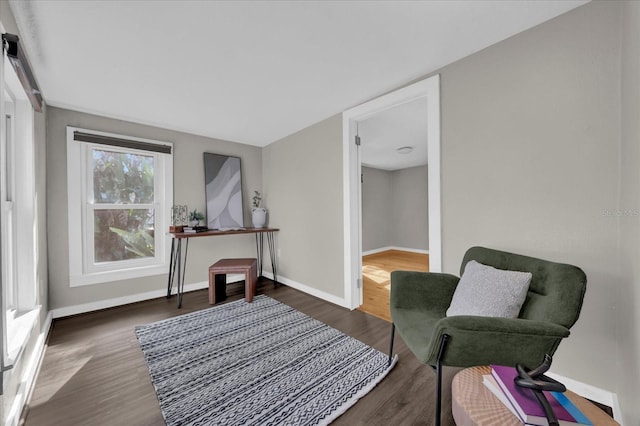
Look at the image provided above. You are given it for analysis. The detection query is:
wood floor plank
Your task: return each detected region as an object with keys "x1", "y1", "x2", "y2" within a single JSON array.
[
  {"x1": 359, "y1": 250, "x2": 429, "y2": 322},
  {"x1": 23, "y1": 281, "x2": 455, "y2": 426}
]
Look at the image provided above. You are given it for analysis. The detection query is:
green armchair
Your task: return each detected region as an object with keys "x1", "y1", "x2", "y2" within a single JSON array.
[{"x1": 388, "y1": 246, "x2": 587, "y2": 426}]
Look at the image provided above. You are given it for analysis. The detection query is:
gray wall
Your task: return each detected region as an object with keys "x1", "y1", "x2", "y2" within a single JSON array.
[
  {"x1": 262, "y1": 114, "x2": 344, "y2": 299},
  {"x1": 0, "y1": 2, "x2": 48, "y2": 424},
  {"x1": 391, "y1": 165, "x2": 428, "y2": 251},
  {"x1": 618, "y1": 1, "x2": 640, "y2": 424},
  {"x1": 361, "y1": 166, "x2": 392, "y2": 252},
  {"x1": 46, "y1": 107, "x2": 262, "y2": 310},
  {"x1": 263, "y1": 1, "x2": 632, "y2": 420},
  {"x1": 439, "y1": 0, "x2": 620, "y2": 392},
  {"x1": 362, "y1": 165, "x2": 428, "y2": 253}
]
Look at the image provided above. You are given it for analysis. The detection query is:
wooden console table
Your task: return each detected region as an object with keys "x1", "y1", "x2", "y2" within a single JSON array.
[{"x1": 166, "y1": 227, "x2": 279, "y2": 308}]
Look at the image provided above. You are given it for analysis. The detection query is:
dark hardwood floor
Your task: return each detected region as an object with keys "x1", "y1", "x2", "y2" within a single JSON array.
[{"x1": 23, "y1": 281, "x2": 458, "y2": 426}]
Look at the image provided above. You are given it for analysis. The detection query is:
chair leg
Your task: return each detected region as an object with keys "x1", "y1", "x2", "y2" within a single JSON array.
[
  {"x1": 435, "y1": 334, "x2": 450, "y2": 426},
  {"x1": 388, "y1": 323, "x2": 396, "y2": 367}
]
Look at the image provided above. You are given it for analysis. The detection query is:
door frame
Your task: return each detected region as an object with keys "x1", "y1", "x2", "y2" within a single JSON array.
[{"x1": 342, "y1": 74, "x2": 441, "y2": 310}]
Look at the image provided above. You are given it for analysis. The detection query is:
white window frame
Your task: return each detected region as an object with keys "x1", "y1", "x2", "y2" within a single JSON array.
[
  {"x1": 2, "y1": 86, "x2": 17, "y2": 314},
  {"x1": 1, "y1": 42, "x2": 39, "y2": 365},
  {"x1": 66, "y1": 127, "x2": 173, "y2": 286}
]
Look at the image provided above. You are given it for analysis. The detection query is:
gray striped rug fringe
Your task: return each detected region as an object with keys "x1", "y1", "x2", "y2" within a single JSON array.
[{"x1": 135, "y1": 295, "x2": 398, "y2": 426}]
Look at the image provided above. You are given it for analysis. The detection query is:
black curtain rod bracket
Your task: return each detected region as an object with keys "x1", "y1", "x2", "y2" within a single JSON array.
[{"x1": 2, "y1": 33, "x2": 43, "y2": 112}]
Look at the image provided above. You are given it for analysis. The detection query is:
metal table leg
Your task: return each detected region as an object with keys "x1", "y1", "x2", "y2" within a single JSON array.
[
  {"x1": 167, "y1": 238, "x2": 178, "y2": 298},
  {"x1": 267, "y1": 231, "x2": 278, "y2": 285},
  {"x1": 255, "y1": 232, "x2": 264, "y2": 278},
  {"x1": 177, "y1": 239, "x2": 189, "y2": 308}
]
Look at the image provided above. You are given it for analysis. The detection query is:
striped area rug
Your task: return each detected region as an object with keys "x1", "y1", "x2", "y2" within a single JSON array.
[{"x1": 135, "y1": 295, "x2": 397, "y2": 426}]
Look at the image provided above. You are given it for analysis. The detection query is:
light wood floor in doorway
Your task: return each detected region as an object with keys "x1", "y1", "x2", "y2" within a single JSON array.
[{"x1": 358, "y1": 250, "x2": 429, "y2": 322}]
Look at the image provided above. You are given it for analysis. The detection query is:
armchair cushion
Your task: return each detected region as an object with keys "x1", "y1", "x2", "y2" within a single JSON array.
[
  {"x1": 393, "y1": 310, "x2": 569, "y2": 368},
  {"x1": 428, "y1": 315, "x2": 569, "y2": 368},
  {"x1": 446, "y1": 260, "x2": 532, "y2": 318}
]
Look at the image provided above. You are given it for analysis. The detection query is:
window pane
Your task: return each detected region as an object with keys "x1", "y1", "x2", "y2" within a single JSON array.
[
  {"x1": 4, "y1": 112, "x2": 13, "y2": 202},
  {"x1": 93, "y1": 149, "x2": 154, "y2": 204},
  {"x1": 94, "y1": 208, "x2": 155, "y2": 262}
]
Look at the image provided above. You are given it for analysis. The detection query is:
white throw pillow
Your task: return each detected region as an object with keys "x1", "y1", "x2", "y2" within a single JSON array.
[{"x1": 446, "y1": 260, "x2": 532, "y2": 318}]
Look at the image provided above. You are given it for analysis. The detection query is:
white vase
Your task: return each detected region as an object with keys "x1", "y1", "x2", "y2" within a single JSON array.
[{"x1": 252, "y1": 208, "x2": 267, "y2": 228}]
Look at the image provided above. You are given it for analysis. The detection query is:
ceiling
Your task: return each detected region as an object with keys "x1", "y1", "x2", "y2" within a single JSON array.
[
  {"x1": 359, "y1": 97, "x2": 428, "y2": 171},
  {"x1": 9, "y1": 1, "x2": 587, "y2": 147}
]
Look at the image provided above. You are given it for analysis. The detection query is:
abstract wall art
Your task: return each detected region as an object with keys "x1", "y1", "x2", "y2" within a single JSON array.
[{"x1": 203, "y1": 153, "x2": 245, "y2": 229}]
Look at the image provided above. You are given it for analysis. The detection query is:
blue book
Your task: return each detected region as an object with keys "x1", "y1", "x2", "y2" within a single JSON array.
[{"x1": 549, "y1": 391, "x2": 593, "y2": 426}]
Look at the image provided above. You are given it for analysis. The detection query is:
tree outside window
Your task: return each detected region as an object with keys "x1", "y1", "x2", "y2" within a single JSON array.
[{"x1": 92, "y1": 149, "x2": 155, "y2": 262}]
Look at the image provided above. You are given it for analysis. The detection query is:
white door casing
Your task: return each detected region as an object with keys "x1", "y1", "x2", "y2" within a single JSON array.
[{"x1": 342, "y1": 75, "x2": 442, "y2": 310}]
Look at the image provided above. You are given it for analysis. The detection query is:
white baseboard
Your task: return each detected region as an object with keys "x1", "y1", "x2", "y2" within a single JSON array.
[
  {"x1": 547, "y1": 372, "x2": 623, "y2": 425},
  {"x1": 362, "y1": 246, "x2": 429, "y2": 256},
  {"x1": 5, "y1": 311, "x2": 53, "y2": 426},
  {"x1": 52, "y1": 272, "x2": 348, "y2": 319},
  {"x1": 51, "y1": 275, "x2": 245, "y2": 319},
  {"x1": 262, "y1": 271, "x2": 349, "y2": 309}
]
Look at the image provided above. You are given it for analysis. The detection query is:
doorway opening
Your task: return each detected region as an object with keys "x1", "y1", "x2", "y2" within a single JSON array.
[{"x1": 342, "y1": 75, "x2": 441, "y2": 311}]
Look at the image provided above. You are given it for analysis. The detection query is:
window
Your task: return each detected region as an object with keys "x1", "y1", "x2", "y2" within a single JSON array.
[
  {"x1": 1, "y1": 46, "x2": 38, "y2": 363},
  {"x1": 2, "y1": 87, "x2": 16, "y2": 313},
  {"x1": 66, "y1": 127, "x2": 173, "y2": 286}
]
